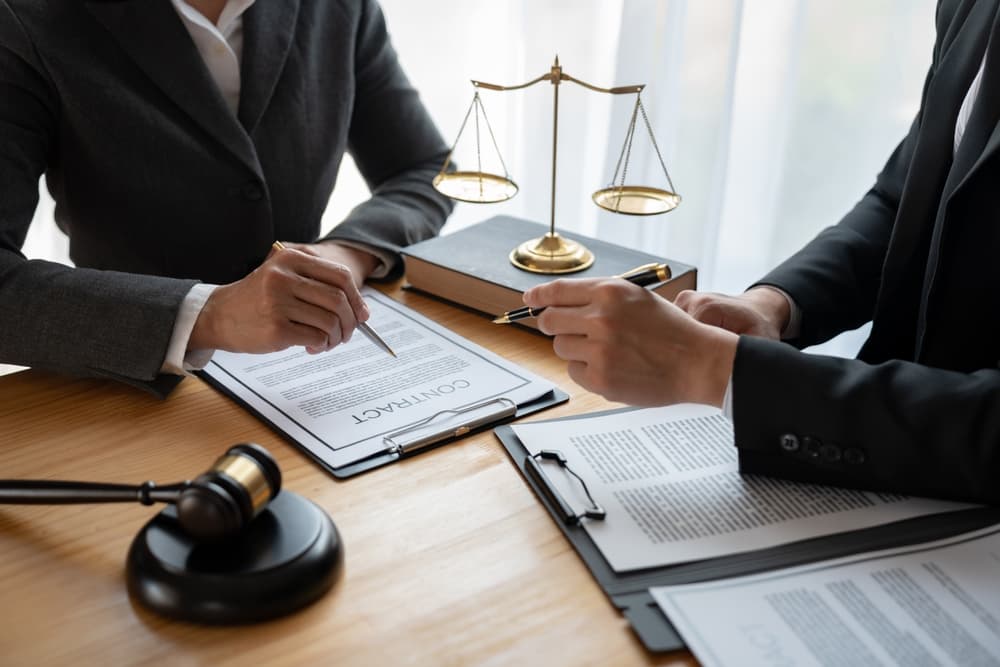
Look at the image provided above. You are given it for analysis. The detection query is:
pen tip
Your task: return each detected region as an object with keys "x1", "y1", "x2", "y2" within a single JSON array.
[{"x1": 492, "y1": 316, "x2": 509, "y2": 324}]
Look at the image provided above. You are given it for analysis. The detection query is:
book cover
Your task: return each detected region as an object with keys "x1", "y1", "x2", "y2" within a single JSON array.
[{"x1": 402, "y1": 215, "x2": 697, "y2": 329}]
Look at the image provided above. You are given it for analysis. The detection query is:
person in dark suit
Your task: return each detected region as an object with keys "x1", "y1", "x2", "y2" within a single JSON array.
[
  {"x1": 524, "y1": 0, "x2": 1000, "y2": 505},
  {"x1": 0, "y1": 0, "x2": 452, "y2": 395}
]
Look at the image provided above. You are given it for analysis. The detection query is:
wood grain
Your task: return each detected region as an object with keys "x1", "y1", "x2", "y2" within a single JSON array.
[{"x1": 0, "y1": 282, "x2": 698, "y2": 667}]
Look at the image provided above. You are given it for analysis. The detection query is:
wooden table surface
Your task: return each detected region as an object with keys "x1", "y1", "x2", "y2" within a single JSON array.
[{"x1": 0, "y1": 282, "x2": 697, "y2": 667}]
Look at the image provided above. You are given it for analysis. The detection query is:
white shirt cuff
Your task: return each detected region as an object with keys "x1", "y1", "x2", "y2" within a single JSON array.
[
  {"x1": 721, "y1": 376, "x2": 734, "y2": 421},
  {"x1": 161, "y1": 283, "x2": 219, "y2": 375}
]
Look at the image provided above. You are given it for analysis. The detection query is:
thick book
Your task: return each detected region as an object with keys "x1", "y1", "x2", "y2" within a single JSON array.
[{"x1": 401, "y1": 215, "x2": 697, "y2": 329}]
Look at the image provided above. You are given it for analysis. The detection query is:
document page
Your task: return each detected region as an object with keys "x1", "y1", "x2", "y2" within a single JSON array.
[
  {"x1": 203, "y1": 289, "x2": 556, "y2": 471},
  {"x1": 651, "y1": 525, "x2": 1000, "y2": 667},
  {"x1": 510, "y1": 404, "x2": 971, "y2": 571}
]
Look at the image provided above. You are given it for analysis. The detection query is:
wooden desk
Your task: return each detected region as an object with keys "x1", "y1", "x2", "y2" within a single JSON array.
[{"x1": 0, "y1": 283, "x2": 696, "y2": 666}]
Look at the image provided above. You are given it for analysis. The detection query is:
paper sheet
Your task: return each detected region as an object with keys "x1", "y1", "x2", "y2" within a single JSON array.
[
  {"x1": 651, "y1": 525, "x2": 1000, "y2": 667},
  {"x1": 510, "y1": 404, "x2": 971, "y2": 571},
  {"x1": 203, "y1": 288, "x2": 556, "y2": 470}
]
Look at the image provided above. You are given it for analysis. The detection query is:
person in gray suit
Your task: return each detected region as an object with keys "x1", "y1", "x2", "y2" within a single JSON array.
[
  {"x1": 0, "y1": 0, "x2": 452, "y2": 396},
  {"x1": 524, "y1": 0, "x2": 1000, "y2": 504}
]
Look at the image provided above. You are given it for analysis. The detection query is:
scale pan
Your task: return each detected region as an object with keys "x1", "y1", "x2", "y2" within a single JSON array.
[
  {"x1": 592, "y1": 186, "x2": 681, "y2": 215},
  {"x1": 433, "y1": 172, "x2": 518, "y2": 204}
]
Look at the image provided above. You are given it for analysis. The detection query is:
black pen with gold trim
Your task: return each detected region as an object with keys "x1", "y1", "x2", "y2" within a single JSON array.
[
  {"x1": 271, "y1": 241, "x2": 396, "y2": 357},
  {"x1": 492, "y1": 262, "x2": 672, "y2": 324}
]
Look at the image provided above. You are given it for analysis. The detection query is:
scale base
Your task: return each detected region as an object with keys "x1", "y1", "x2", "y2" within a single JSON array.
[
  {"x1": 126, "y1": 491, "x2": 342, "y2": 624},
  {"x1": 509, "y1": 233, "x2": 595, "y2": 274}
]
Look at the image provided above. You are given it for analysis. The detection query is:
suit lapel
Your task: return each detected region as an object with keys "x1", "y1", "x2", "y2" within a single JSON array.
[
  {"x1": 943, "y1": 17, "x2": 1000, "y2": 199},
  {"x1": 962, "y1": 119, "x2": 1000, "y2": 188},
  {"x1": 239, "y1": 0, "x2": 300, "y2": 134},
  {"x1": 84, "y1": 0, "x2": 261, "y2": 176},
  {"x1": 914, "y1": 2, "x2": 1000, "y2": 354},
  {"x1": 865, "y1": 0, "x2": 996, "y2": 361}
]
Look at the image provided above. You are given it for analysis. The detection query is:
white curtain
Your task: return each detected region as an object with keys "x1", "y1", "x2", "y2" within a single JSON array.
[{"x1": 21, "y1": 0, "x2": 936, "y2": 358}]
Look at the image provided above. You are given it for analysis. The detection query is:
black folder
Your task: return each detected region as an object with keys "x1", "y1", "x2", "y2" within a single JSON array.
[{"x1": 494, "y1": 407, "x2": 1000, "y2": 653}]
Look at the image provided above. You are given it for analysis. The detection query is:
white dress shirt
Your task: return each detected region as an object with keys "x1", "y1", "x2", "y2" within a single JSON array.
[{"x1": 722, "y1": 54, "x2": 987, "y2": 418}]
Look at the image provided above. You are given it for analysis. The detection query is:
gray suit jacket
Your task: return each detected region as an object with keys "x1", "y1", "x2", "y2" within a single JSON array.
[
  {"x1": 733, "y1": 0, "x2": 1000, "y2": 503},
  {"x1": 0, "y1": 0, "x2": 452, "y2": 395}
]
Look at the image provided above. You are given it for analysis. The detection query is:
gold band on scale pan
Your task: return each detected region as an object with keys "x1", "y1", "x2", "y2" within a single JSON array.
[
  {"x1": 433, "y1": 56, "x2": 680, "y2": 274},
  {"x1": 431, "y1": 171, "x2": 518, "y2": 204},
  {"x1": 592, "y1": 186, "x2": 681, "y2": 216}
]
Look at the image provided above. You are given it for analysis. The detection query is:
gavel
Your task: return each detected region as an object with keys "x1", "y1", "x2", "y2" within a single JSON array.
[{"x1": 0, "y1": 443, "x2": 281, "y2": 541}]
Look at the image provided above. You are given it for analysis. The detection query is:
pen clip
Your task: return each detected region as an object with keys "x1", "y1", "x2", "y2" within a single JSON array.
[
  {"x1": 383, "y1": 397, "x2": 517, "y2": 455},
  {"x1": 524, "y1": 449, "x2": 606, "y2": 525}
]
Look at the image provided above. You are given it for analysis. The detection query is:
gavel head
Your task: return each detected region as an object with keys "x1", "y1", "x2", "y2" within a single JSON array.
[{"x1": 176, "y1": 444, "x2": 282, "y2": 541}]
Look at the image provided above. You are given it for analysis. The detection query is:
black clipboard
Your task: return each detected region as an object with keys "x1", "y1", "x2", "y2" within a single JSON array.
[
  {"x1": 495, "y1": 406, "x2": 1000, "y2": 653},
  {"x1": 200, "y1": 364, "x2": 568, "y2": 478}
]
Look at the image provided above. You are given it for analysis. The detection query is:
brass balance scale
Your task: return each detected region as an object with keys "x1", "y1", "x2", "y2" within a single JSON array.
[{"x1": 432, "y1": 56, "x2": 681, "y2": 275}]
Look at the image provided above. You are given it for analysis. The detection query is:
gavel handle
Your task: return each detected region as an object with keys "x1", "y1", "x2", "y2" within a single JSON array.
[{"x1": 0, "y1": 480, "x2": 187, "y2": 505}]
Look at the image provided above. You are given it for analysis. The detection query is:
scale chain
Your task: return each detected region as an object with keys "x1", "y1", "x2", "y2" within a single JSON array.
[
  {"x1": 478, "y1": 95, "x2": 511, "y2": 184},
  {"x1": 638, "y1": 96, "x2": 676, "y2": 192}
]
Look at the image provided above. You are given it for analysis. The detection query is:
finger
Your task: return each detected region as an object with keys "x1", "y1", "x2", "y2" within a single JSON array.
[
  {"x1": 283, "y1": 299, "x2": 346, "y2": 347},
  {"x1": 688, "y1": 300, "x2": 724, "y2": 326},
  {"x1": 535, "y1": 304, "x2": 593, "y2": 336},
  {"x1": 279, "y1": 249, "x2": 370, "y2": 321},
  {"x1": 691, "y1": 301, "x2": 750, "y2": 332},
  {"x1": 673, "y1": 289, "x2": 698, "y2": 311},
  {"x1": 675, "y1": 289, "x2": 721, "y2": 317},
  {"x1": 288, "y1": 274, "x2": 359, "y2": 343},
  {"x1": 301, "y1": 258, "x2": 369, "y2": 321},
  {"x1": 284, "y1": 321, "x2": 330, "y2": 351},
  {"x1": 282, "y1": 242, "x2": 320, "y2": 257},
  {"x1": 551, "y1": 333, "x2": 592, "y2": 362},
  {"x1": 523, "y1": 278, "x2": 606, "y2": 309},
  {"x1": 305, "y1": 333, "x2": 330, "y2": 354}
]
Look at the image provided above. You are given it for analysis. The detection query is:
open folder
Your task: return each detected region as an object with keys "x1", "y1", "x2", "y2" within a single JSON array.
[
  {"x1": 199, "y1": 288, "x2": 567, "y2": 478},
  {"x1": 495, "y1": 406, "x2": 1000, "y2": 653}
]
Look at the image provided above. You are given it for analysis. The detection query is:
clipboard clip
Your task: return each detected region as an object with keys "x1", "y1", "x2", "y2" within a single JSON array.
[
  {"x1": 383, "y1": 397, "x2": 518, "y2": 456},
  {"x1": 524, "y1": 449, "x2": 606, "y2": 526}
]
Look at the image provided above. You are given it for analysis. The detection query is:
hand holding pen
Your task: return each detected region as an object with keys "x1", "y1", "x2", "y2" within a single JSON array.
[
  {"x1": 272, "y1": 242, "x2": 395, "y2": 357},
  {"x1": 188, "y1": 240, "x2": 393, "y2": 357},
  {"x1": 517, "y1": 261, "x2": 736, "y2": 408},
  {"x1": 493, "y1": 263, "x2": 671, "y2": 324}
]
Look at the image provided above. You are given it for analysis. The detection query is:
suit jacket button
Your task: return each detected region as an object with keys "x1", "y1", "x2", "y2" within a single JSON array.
[
  {"x1": 779, "y1": 434, "x2": 800, "y2": 452},
  {"x1": 844, "y1": 448, "x2": 866, "y2": 465},
  {"x1": 242, "y1": 183, "x2": 264, "y2": 201},
  {"x1": 802, "y1": 436, "x2": 822, "y2": 459},
  {"x1": 821, "y1": 443, "x2": 842, "y2": 462}
]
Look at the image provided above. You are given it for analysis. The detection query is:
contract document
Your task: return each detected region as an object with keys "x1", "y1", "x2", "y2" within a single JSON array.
[
  {"x1": 202, "y1": 288, "x2": 559, "y2": 473},
  {"x1": 509, "y1": 404, "x2": 971, "y2": 571},
  {"x1": 650, "y1": 524, "x2": 1000, "y2": 667}
]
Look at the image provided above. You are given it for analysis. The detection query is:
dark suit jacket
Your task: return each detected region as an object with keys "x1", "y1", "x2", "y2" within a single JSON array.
[
  {"x1": 0, "y1": 0, "x2": 452, "y2": 394},
  {"x1": 733, "y1": 0, "x2": 1000, "y2": 504}
]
